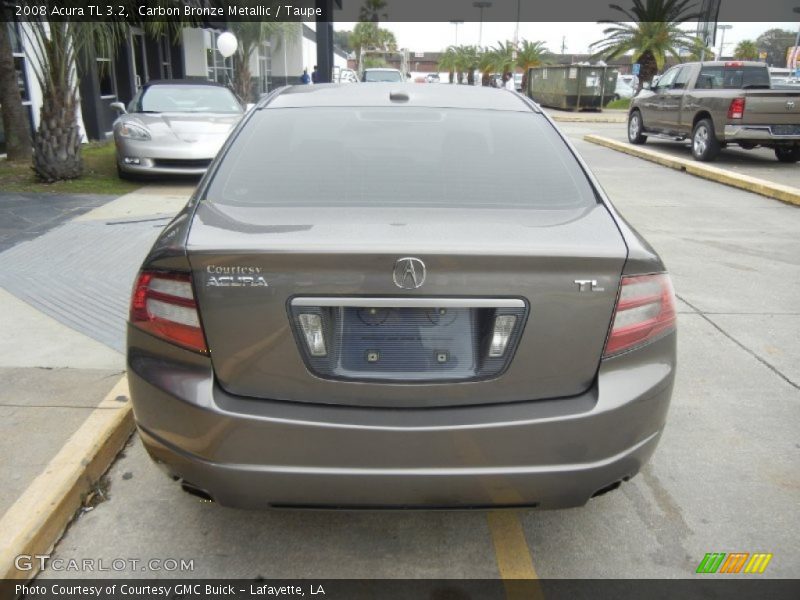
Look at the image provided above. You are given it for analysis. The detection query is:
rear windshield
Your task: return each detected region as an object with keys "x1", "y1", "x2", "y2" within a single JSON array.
[
  {"x1": 695, "y1": 66, "x2": 771, "y2": 89},
  {"x1": 206, "y1": 107, "x2": 596, "y2": 210},
  {"x1": 364, "y1": 70, "x2": 403, "y2": 82}
]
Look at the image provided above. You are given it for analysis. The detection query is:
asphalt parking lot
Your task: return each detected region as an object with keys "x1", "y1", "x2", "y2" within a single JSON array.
[{"x1": 35, "y1": 121, "x2": 800, "y2": 580}]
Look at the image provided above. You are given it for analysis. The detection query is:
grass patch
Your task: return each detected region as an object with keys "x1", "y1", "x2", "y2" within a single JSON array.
[
  {"x1": 605, "y1": 98, "x2": 631, "y2": 110},
  {"x1": 0, "y1": 142, "x2": 141, "y2": 195}
]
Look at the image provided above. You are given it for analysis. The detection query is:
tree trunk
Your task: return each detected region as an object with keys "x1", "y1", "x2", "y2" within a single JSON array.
[
  {"x1": 448, "y1": 70, "x2": 454, "y2": 83},
  {"x1": 0, "y1": 21, "x2": 32, "y2": 161},
  {"x1": 467, "y1": 68, "x2": 475, "y2": 86},
  {"x1": 636, "y1": 50, "x2": 658, "y2": 92},
  {"x1": 31, "y1": 23, "x2": 82, "y2": 182},
  {"x1": 233, "y1": 52, "x2": 253, "y2": 103}
]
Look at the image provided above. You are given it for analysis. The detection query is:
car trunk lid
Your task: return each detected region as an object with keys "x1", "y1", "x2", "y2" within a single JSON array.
[{"x1": 187, "y1": 202, "x2": 628, "y2": 408}]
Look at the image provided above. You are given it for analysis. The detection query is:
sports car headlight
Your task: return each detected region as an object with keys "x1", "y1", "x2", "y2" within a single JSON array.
[{"x1": 117, "y1": 122, "x2": 151, "y2": 141}]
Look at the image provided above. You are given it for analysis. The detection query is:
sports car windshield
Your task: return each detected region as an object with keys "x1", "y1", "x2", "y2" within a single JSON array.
[
  {"x1": 364, "y1": 70, "x2": 403, "y2": 82},
  {"x1": 207, "y1": 107, "x2": 596, "y2": 209},
  {"x1": 134, "y1": 85, "x2": 242, "y2": 113}
]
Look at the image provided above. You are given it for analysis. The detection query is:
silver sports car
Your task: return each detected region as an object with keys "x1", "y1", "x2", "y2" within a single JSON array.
[
  {"x1": 112, "y1": 80, "x2": 244, "y2": 178},
  {"x1": 128, "y1": 84, "x2": 677, "y2": 510}
]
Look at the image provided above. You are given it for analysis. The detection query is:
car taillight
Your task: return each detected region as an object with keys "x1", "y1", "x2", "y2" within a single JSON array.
[
  {"x1": 130, "y1": 270, "x2": 207, "y2": 353},
  {"x1": 728, "y1": 97, "x2": 745, "y2": 119},
  {"x1": 603, "y1": 273, "x2": 676, "y2": 357}
]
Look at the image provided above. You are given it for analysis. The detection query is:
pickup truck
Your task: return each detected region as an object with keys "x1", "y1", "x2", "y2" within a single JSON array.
[{"x1": 627, "y1": 61, "x2": 800, "y2": 162}]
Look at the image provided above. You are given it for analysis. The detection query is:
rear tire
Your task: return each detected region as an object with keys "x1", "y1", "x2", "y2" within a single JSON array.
[
  {"x1": 628, "y1": 110, "x2": 647, "y2": 145},
  {"x1": 774, "y1": 146, "x2": 800, "y2": 163},
  {"x1": 691, "y1": 118, "x2": 720, "y2": 162}
]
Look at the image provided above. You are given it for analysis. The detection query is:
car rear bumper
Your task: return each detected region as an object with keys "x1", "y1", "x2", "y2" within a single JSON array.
[
  {"x1": 128, "y1": 326, "x2": 676, "y2": 510},
  {"x1": 723, "y1": 125, "x2": 800, "y2": 143}
]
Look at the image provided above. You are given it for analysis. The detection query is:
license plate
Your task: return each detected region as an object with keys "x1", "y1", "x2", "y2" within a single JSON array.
[
  {"x1": 337, "y1": 306, "x2": 477, "y2": 379},
  {"x1": 771, "y1": 125, "x2": 800, "y2": 136}
]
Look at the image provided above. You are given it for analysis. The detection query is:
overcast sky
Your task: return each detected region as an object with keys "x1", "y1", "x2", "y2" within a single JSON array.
[{"x1": 336, "y1": 22, "x2": 799, "y2": 56}]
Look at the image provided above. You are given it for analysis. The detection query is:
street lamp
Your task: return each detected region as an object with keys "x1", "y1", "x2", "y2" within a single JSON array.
[
  {"x1": 473, "y1": 1, "x2": 492, "y2": 48},
  {"x1": 792, "y1": 7, "x2": 800, "y2": 73},
  {"x1": 716, "y1": 24, "x2": 732, "y2": 60},
  {"x1": 450, "y1": 20, "x2": 464, "y2": 46}
]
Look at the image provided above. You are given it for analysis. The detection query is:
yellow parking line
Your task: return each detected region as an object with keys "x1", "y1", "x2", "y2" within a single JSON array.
[
  {"x1": 0, "y1": 376, "x2": 133, "y2": 580},
  {"x1": 487, "y1": 510, "x2": 544, "y2": 600},
  {"x1": 584, "y1": 134, "x2": 800, "y2": 207}
]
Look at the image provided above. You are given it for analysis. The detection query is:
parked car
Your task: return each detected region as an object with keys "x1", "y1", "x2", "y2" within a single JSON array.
[
  {"x1": 628, "y1": 61, "x2": 800, "y2": 162},
  {"x1": 362, "y1": 68, "x2": 404, "y2": 83},
  {"x1": 128, "y1": 84, "x2": 677, "y2": 510},
  {"x1": 337, "y1": 68, "x2": 359, "y2": 84},
  {"x1": 614, "y1": 74, "x2": 636, "y2": 100},
  {"x1": 426, "y1": 73, "x2": 440, "y2": 84},
  {"x1": 768, "y1": 67, "x2": 793, "y2": 86},
  {"x1": 112, "y1": 80, "x2": 244, "y2": 179}
]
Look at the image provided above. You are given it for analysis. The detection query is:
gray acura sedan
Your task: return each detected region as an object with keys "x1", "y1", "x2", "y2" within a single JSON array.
[
  {"x1": 113, "y1": 80, "x2": 244, "y2": 178},
  {"x1": 128, "y1": 84, "x2": 677, "y2": 510}
]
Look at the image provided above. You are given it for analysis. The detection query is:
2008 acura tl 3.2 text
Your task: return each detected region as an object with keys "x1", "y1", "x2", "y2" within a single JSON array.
[{"x1": 127, "y1": 84, "x2": 677, "y2": 510}]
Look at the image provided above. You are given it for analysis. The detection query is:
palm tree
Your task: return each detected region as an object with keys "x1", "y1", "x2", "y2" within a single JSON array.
[
  {"x1": 0, "y1": 20, "x2": 31, "y2": 161},
  {"x1": 229, "y1": 22, "x2": 299, "y2": 102},
  {"x1": 478, "y1": 47, "x2": 500, "y2": 86},
  {"x1": 490, "y1": 40, "x2": 516, "y2": 81},
  {"x1": 350, "y1": 21, "x2": 396, "y2": 72},
  {"x1": 590, "y1": 0, "x2": 701, "y2": 91},
  {"x1": 359, "y1": 0, "x2": 388, "y2": 23},
  {"x1": 516, "y1": 40, "x2": 549, "y2": 92},
  {"x1": 20, "y1": 21, "x2": 128, "y2": 181},
  {"x1": 734, "y1": 40, "x2": 759, "y2": 60},
  {"x1": 438, "y1": 46, "x2": 458, "y2": 84},
  {"x1": 455, "y1": 45, "x2": 479, "y2": 85}
]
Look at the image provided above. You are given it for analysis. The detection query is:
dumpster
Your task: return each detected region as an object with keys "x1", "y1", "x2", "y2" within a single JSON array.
[{"x1": 527, "y1": 65, "x2": 618, "y2": 111}]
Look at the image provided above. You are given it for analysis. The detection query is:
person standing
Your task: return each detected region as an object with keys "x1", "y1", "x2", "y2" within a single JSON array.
[
  {"x1": 504, "y1": 72, "x2": 515, "y2": 91},
  {"x1": 300, "y1": 68, "x2": 311, "y2": 85},
  {"x1": 311, "y1": 65, "x2": 320, "y2": 84}
]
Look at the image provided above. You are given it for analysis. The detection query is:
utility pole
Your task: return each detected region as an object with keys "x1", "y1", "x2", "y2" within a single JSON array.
[
  {"x1": 450, "y1": 20, "x2": 463, "y2": 47},
  {"x1": 473, "y1": 1, "x2": 492, "y2": 48}
]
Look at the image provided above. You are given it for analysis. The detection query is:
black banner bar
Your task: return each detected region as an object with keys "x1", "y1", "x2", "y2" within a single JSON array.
[
  {"x1": 2, "y1": 0, "x2": 799, "y2": 23},
  {"x1": 3, "y1": 579, "x2": 800, "y2": 600}
]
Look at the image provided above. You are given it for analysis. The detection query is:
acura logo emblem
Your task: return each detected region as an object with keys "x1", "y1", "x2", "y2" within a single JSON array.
[{"x1": 393, "y1": 257, "x2": 426, "y2": 289}]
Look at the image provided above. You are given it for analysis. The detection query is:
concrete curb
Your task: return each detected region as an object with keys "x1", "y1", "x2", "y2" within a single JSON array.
[
  {"x1": 584, "y1": 135, "x2": 800, "y2": 207},
  {"x1": 0, "y1": 376, "x2": 133, "y2": 580},
  {"x1": 549, "y1": 114, "x2": 627, "y2": 124}
]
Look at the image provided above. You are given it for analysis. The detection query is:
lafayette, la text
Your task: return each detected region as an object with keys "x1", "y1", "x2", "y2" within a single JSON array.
[{"x1": 17, "y1": 584, "x2": 325, "y2": 597}]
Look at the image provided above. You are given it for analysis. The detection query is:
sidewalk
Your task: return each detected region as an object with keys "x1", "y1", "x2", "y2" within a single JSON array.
[{"x1": 0, "y1": 185, "x2": 193, "y2": 545}]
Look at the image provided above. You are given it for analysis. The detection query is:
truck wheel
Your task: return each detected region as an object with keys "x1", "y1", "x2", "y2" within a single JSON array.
[
  {"x1": 628, "y1": 110, "x2": 647, "y2": 145},
  {"x1": 774, "y1": 146, "x2": 800, "y2": 163},
  {"x1": 691, "y1": 119, "x2": 720, "y2": 162}
]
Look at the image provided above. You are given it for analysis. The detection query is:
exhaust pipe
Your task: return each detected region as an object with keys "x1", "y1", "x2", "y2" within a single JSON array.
[{"x1": 180, "y1": 481, "x2": 214, "y2": 502}]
